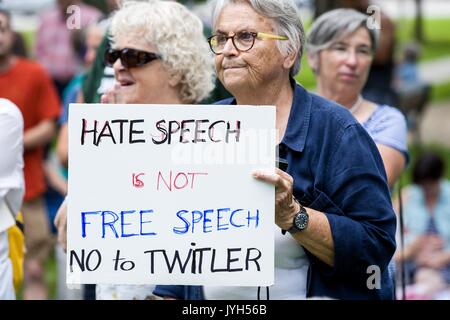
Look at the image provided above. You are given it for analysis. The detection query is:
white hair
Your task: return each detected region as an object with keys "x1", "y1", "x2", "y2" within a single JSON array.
[
  {"x1": 211, "y1": 0, "x2": 306, "y2": 77},
  {"x1": 110, "y1": 0, "x2": 215, "y2": 103}
]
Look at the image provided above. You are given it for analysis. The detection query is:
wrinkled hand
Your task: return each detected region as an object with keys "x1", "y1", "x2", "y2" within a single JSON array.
[
  {"x1": 100, "y1": 83, "x2": 126, "y2": 104},
  {"x1": 54, "y1": 198, "x2": 68, "y2": 252},
  {"x1": 252, "y1": 168, "x2": 299, "y2": 230}
]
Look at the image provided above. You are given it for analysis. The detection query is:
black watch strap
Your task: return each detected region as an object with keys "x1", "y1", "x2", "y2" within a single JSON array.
[{"x1": 287, "y1": 200, "x2": 309, "y2": 234}]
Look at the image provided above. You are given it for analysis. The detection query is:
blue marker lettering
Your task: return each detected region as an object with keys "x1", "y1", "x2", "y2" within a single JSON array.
[
  {"x1": 120, "y1": 210, "x2": 138, "y2": 238},
  {"x1": 140, "y1": 209, "x2": 157, "y2": 236},
  {"x1": 81, "y1": 211, "x2": 100, "y2": 238},
  {"x1": 191, "y1": 210, "x2": 203, "y2": 234},
  {"x1": 173, "y1": 210, "x2": 189, "y2": 234},
  {"x1": 246, "y1": 209, "x2": 260, "y2": 228},
  {"x1": 217, "y1": 208, "x2": 230, "y2": 231},
  {"x1": 230, "y1": 209, "x2": 245, "y2": 228},
  {"x1": 202, "y1": 209, "x2": 213, "y2": 233},
  {"x1": 102, "y1": 211, "x2": 119, "y2": 238}
]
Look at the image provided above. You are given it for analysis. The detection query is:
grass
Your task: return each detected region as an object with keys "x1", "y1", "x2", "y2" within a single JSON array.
[
  {"x1": 294, "y1": 57, "x2": 450, "y2": 103},
  {"x1": 396, "y1": 18, "x2": 450, "y2": 62},
  {"x1": 293, "y1": 54, "x2": 450, "y2": 104},
  {"x1": 21, "y1": 30, "x2": 35, "y2": 57},
  {"x1": 296, "y1": 18, "x2": 450, "y2": 63},
  {"x1": 44, "y1": 250, "x2": 58, "y2": 299},
  {"x1": 16, "y1": 248, "x2": 58, "y2": 300},
  {"x1": 294, "y1": 18, "x2": 450, "y2": 101},
  {"x1": 430, "y1": 81, "x2": 450, "y2": 103},
  {"x1": 295, "y1": 56, "x2": 316, "y2": 90}
]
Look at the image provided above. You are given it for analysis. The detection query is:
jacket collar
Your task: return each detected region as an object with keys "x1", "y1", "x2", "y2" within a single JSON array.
[
  {"x1": 280, "y1": 78, "x2": 311, "y2": 152},
  {"x1": 217, "y1": 78, "x2": 312, "y2": 152}
]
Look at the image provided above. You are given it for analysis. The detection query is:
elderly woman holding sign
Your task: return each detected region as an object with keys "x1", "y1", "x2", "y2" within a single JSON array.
[
  {"x1": 54, "y1": 0, "x2": 215, "y2": 299},
  {"x1": 154, "y1": 0, "x2": 396, "y2": 300}
]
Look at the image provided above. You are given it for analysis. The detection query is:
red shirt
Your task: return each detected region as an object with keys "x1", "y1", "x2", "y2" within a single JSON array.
[{"x1": 0, "y1": 57, "x2": 61, "y2": 200}]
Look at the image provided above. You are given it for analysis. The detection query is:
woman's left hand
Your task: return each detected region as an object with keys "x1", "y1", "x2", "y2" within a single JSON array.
[
  {"x1": 54, "y1": 198, "x2": 68, "y2": 252},
  {"x1": 252, "y1": 168, "x2": 300, "y2": 230},
  {"x1": 253, "y1": 169, "x2": 335, "y2": 266}
]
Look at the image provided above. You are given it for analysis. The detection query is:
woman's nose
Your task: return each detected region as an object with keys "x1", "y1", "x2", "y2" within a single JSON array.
[
  {"x1": 113, "y1": 57, "x2": 125, "y2": 71},
  {"x1": 345, "y1": 49, "x2": 358, "y2": 67},
  {"x1": 222, "y1": 37, "x2": 238, "y2": 56}
]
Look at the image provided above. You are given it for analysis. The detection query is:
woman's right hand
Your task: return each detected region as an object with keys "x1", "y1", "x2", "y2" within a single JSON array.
[{"x1": 100, "y1": 83, "x2": 125, "y2": 104}]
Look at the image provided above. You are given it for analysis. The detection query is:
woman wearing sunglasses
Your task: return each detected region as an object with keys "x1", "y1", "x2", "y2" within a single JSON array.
[
  {"x1": 101, "y1": 1, "x2": 214, "y2": 105},
  {"x1": 54, "y1": 0, "x2": 215, "y2": 300}
]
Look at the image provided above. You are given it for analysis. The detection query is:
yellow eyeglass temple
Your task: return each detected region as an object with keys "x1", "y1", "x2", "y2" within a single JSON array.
[{"x1": 256, "y1": 32, "x2": 288, "y2": 40}]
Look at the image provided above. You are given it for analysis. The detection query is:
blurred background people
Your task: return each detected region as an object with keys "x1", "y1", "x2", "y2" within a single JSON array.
[
  {"x1": 78, "y1": 0, "x2": 121, "y2": 107},
  {"x1": 0, "y1": 8, "x2": 61, "y2": 300},
  {"x1": 53, "y1": 1, "x2": 120, "y2": 299},
  {"x1": 395, "y1": 151, "x2": 450, "y2": 299},
  {"x1": 312, "y1": 0, "x2": 397, "y2": 105},
  {"x1": 53, "y1": 20, "x2": 107, "y2": 301},
  {"x1": 394, "y1": 42, "x2": 431, "y2": 142},
  {"x1": 396, "y1": 42, "x2": 422, "y2": 91},
  {"x1": 0, "y1": 98, "x2": 24, "y2": 300},
  {"x1": 56, "y1": 0, "x2": 121, "y2": 169},
  {"x1": 56, "y1": 22, "x2": 107, "y2": 168},
  {"x1": 307, "y1": 8, "x2": 408, "y2": 188},
  {"x1": 339, "y1": 0, "x2": 397, "y2": 106},
  {"x1": 34, "y1": 0, "x2": 102, "y2": 98}
]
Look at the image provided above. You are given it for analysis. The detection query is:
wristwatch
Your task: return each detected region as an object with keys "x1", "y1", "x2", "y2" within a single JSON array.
[{"x1": 287, "y1": 202, "x2": 309, "y2": 234}]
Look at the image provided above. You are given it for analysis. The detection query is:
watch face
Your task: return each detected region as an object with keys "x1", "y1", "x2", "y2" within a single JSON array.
[{"x1": 294, "y1": 211, "x2": 309, "y2": 230}]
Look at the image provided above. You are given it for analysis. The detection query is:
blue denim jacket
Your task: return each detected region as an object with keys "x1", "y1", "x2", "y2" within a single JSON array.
[{"x1": 154, "y1": 81, "x2": 396, "y2": 300}]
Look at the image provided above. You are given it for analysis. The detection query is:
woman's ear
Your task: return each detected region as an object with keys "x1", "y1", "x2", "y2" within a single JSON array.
[
  {"x1": 283, "y1": 51, "x2": 297, "y2": 71},
  {"x1": 168, "y1": 72, "x2": 182, "y2": 87},
  {"x1": 307, "y1": 53, "x2": 319, "y2": 74}
]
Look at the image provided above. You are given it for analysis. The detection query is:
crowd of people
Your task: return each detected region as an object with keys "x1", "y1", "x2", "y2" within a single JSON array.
[{"x1": 0, "y1": 0, "x2": 447, "y2": 300}]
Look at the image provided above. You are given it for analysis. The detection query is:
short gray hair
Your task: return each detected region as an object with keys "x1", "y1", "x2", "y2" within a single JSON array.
[
  {"x1": 308, "y1": 8, "x2": 379, "y2": 56},
  {"x1": 110, "y1": 0, "x2": 215, "y2": 103},
  {"x1": 211, "y1": 0, "x2": 306, "y2": 77},
  {"x1": 0, "y1": 8, "x2": 12, "y2": 28}
]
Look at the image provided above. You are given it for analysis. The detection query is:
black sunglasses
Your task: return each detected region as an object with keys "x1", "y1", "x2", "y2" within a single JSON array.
[{"x1": 104, "y1": 47, "x2": 162, "y2": 68}]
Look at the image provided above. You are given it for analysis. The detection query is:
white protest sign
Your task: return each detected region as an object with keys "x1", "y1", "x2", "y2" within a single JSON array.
[{"x1": 67, "y1": 104, "x2": 275, "y2": 286}]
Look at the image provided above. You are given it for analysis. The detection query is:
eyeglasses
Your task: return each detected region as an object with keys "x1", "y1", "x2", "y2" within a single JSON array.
[
  {"x1": 104, "y1": 47, "x2": 162, "y2": 68},
  {"x1": 327, "y1": 43, "x2": 373, "y2": 59},
  {"x1": 207, "y1": 31, "x2": 288, "y2": 55}
]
